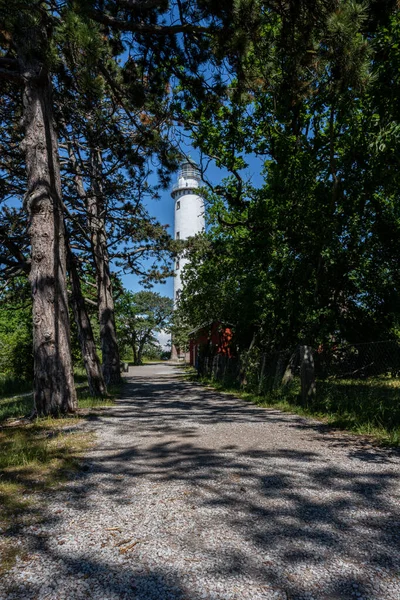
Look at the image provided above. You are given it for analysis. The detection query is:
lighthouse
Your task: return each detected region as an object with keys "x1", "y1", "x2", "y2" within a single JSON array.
[
  {"x1": 170, "y1": 160, "x2": 205, "y2": 360},
  {"x1": 171, "y1": 160, "x2": 205, "y2": 305}
]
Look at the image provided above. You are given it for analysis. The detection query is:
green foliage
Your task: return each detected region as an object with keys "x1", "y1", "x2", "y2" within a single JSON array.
[
  {"x1": 0, "y1": 391, "x2": 32, "y2": 422},
  {"x1": 201, "y1": 374, "x2": 400, "y2": 446},
  {"x1": 142, "y1": 342, "x2": 164, "y2": 361},
  {"x1": 0, "y1": 300, "x2": 32, "y2": 383},
  {"x1": 2, "y1": 1, "x2": 400, "y2": 426},
  {"x1": 169, "y1": 310, "x2": 193, "y2": 356},
  {"x1": 178, "y1": 1, "x2": 400, "y2": 355},
  {"x1": 116, "y1": 290, "x2": 173, "y2": 365}
]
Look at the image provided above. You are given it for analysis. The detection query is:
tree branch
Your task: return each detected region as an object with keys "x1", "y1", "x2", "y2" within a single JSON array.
[
  {"x1": 118, "y1": 0, "x2": 164, "y2": 9},
  {"x1": 91, "y1": 10, "x2": 210, "y2": 34},
  {"x1": 0, "y1": 68, "x2": 23, "y2": 82}
]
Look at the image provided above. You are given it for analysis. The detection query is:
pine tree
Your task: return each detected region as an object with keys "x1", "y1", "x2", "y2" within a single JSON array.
[{"x1": 0, "y1": 1, "x2": 77, "y2": 414}]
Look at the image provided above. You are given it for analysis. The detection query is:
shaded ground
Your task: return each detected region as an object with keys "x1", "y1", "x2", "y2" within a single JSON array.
[{"x1": 1, "y1": 363, "x2": 399, "y2": 600}]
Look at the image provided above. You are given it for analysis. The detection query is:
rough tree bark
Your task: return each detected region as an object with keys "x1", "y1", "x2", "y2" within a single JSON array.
[
  {"x1": 135, "y1": 328, "x2": 153, "y2": 366},
  {"x1": 22, "y1": 64, "x2": 77, "y2": 415},
  {"x1": 136, "y1": 339, "x2": 147, "y2": 366},
  {"x1": 66, "y1": 239, "x2": 107, "y2": 397},
  {"x1": 87, "y1": 150, "x2": 121, "y2": 385},
  {"x1": 300, "y1": 345, "x2": 316, "y2": 404},
  {"x1": 132, "y1": 343, "x2": 138, "y2": 366},
  {"x1": 281, "y1": 351, "x2": 298, "y2": 386}
]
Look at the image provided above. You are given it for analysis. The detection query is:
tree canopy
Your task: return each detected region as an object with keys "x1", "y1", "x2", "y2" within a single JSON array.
[
  {"x1": 175, "y1": 1, "x2": 400, "y2": 356},
  {"x1": 116, "y1": 290, "x2": 173, "y2": 365},
  {"x1": 1, "y1": 0, "x2": 400, "y2": 413}
]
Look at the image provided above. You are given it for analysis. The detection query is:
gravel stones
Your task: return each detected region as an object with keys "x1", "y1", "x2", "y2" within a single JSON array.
[{"x1": 1, "y1": 364, "x2": 399, "y2": 599}]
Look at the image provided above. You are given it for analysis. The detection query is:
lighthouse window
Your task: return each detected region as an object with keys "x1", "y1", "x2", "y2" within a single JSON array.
[
  {"x1": 176, "y1": 260, "x2": 180, "y2": 270},
  {"x1": 176, "y1": 200, "x2": 180, "y2": 210},
  {"x1": 176, "y1": 231, "x2": 180, "y2": 239}
]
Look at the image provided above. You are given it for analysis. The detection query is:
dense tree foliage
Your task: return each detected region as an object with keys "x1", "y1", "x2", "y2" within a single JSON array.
[
  {"x1": 0, "y1": 297, "x2": 32, "y2": 383},
  {"x1": 0, "y1": 0, "x2": 223, "y2": 413},
  {"x1": 116, "y1": 290, "x2": 173, "y2": 365},
  {"x1": 175, "y1": 1, "x2": 400, "y2": 356},
  {"x1": 1, "y1": 0, "x2": 400, "y2": 413}
]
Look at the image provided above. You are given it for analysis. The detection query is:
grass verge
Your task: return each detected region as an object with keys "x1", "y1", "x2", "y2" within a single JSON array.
[
  {"x1": 195, "y1": 375, "x2": 400, "y2": 447},
  {"x1": 0, "y1": 382, "x2": 121, "y2": 574},
  {"x1": 0, "y1": 381, "x2": 119, "y2": 423},
  {"x1": 0, "y1": 417, "x2": 93, "y2": 575}
]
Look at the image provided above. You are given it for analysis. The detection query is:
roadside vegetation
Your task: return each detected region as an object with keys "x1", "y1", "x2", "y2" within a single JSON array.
[
  {"x1": 2, "y1": 2, "x2": 400, "y2": 431},
  {"x1": 197, "y1": 374, "x2": 400, "y2": 447},
  {"x1": 116, "y1": 290, "x2": 173, "y2": 366},
  {"x1": 0, "y1": 380, "x2": 118, "y2": 574},
  {"x1": 2, "y1": 0, "x2": 400, "y2": 572},
  {"x1": 0, "y1": 416, "x2": 92, "y2": 575}
]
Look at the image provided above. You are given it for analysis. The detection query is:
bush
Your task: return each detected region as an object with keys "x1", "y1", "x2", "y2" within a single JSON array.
[{"x1": 0, "y1": 303, "x2": 33, "y2": 383}]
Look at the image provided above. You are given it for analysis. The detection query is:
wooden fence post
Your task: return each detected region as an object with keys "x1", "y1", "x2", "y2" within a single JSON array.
[
  {"x1": 212, "y1": 355, "x2": 218, "y2": 380},
  {"x1": 282, "y1": 351, "x2": 297, "y2": 387},
  {"x1": 300, "y1": 345, "x2": 316, "y2": 403},
  {"x1": 258, "y1": 354, "x2": 266, "y2": 394},
  {"x1": 223, "y1": 355, "x2": 228, "y2": 383},
  {"x1": 273, "y1": 355, "x2": 285, "y2": 390}
]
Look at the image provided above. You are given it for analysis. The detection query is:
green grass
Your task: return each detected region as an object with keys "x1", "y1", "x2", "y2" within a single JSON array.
[
  {"x1": 0, "y1": 416, "x2": 94, "y2": 575},
  {"x1": 197, "y1": 375, "x2": 400, "y2": 447},
  {"x1": 0, "y1": 392, "x2": 33, "y2": 422},
  {"x1": 0, "y1": 378, "x2": 119, "y2": 423},
  {"x1": 77, "y1": 383, "x2": 120, "y2": 410},
  {"x1": 0, "y1": 378, "x2": 121, "y2": 574}
]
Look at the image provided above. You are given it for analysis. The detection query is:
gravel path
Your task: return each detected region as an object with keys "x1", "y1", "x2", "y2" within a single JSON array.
[{"x1": 1, "y1": 363, "x2": 400, "y2": 600}]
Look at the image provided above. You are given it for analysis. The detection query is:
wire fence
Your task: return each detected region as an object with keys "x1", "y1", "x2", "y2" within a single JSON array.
[
  {"x1": 197, "y1": 340, "x2": 400, "y2": 395},
  {"x1": 196, "y1": 341, "x2": 400, "y2": 433},
  {"x1": 314, "y1": 341, "x2": 400, "y2": 379}
]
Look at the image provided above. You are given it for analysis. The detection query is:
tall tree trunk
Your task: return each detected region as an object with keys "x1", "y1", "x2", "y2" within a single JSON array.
[
  {"x1": 132, "y1": 343, "x2": 138, "y2": 366},
  {"x1": 66, "y1": 239, "x2": 106, "y2": 397},
  {"x1": 300, "y1": 345, "x2": 316, "y2": 404},
  {"x1": 281, "y1": 351, "x2": 298, "y2": 387},
  {"x1": 87, "y1": 150, "x2": 121, "y2": 385},
  {"x1": 137, "y1": 343, "x2": 145, "y2": 366},
  {"x1": 137, "y1": 331, "x2": 152, "y2": 365},
  {"x1": 22, "y1": 65, "x2": 77, "y2": 415}
]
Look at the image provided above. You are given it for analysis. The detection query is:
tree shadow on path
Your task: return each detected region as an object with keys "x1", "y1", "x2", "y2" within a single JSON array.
[{"x1": 3, "y1": 368, "x2": 400, "y2": 600}]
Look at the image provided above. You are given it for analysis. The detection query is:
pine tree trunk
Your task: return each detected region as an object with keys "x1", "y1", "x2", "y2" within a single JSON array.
[
  {"x1": 300, "y1": 345, "x2": 316, "y2": 404},
  {"x1": 22, "y1": 65, "x2": 77, "y2": 415},
  {"x1": 132, "y1": 344, "x2": 138, "y2": 366},
  {"x1": 137, "y1": 344, "x2": 145, "y2": 366},
  {"x1": 67, "y1": 240, "x2": 106, "y2": 397},
  {"x1": 87, "y1": 150, "x2": 121, "y2": 385},
  {"x1": 281, "y1": 351, "x2": 298, "y2": 386}
]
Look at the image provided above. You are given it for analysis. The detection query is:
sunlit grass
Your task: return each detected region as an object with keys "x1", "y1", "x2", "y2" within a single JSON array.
[
  {"x1": 77, "y1": 384, "x2": 118, "y2": 410},
  {"x1": 0, "y1": 417, "x2": 94, "y2": 574},
  {"x1": 197, "y1": 375, "x2": 400, "y2": 447},
  {"x1": 0, "y1": 378, "x2": 119, "y2": 423},
  {"x1": 0, "y1": 379, "x2": 121, "y2": 573},
  {"x1": 0, "y1": 392, "x2": 33, "y2": 422}
]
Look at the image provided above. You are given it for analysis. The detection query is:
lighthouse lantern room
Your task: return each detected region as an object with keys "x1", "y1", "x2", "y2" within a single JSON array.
[{"x1": 172, "y1": 160, "x2": 205, "y2": 305}]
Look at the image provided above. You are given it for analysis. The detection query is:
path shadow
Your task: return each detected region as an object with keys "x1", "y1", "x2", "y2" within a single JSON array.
[{"x1": 4, "y1": 368, "x2": 400, "y2": 599}]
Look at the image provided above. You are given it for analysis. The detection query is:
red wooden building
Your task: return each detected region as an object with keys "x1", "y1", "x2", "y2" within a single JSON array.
[{"x1": 189, "y1": 322, "x2": 234, "y2": 367}]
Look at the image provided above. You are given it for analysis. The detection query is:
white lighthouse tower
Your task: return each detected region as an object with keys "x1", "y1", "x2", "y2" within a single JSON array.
[
  {"x1": 170, "y1": 160, "x2": 205, "y2": 360},
  {"x1": 172, "y1": 160, "x2": 205, "y2": 305}
]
